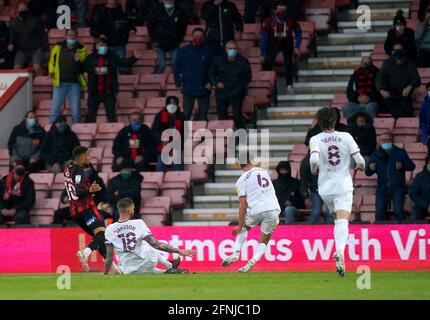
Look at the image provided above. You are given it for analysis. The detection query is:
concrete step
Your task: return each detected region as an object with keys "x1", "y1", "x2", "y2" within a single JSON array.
[
  {"x1": 291, "y1": 81, "x2": 348, "y2": 94},
  {"x1": 224, "y1": 155, "x2": 292, "y2": 169},
  {"x1": 316, "y1": 44, "x2": 374, "y2": 58},
  {"x1": 308, "y1": 56, "x2": 366, "y2": 69},
  {"x1": 204, "y1": 183, "x2": 237, "y2": 195},
  {"x1": 277, "y1": 94, "x2": 334, "y2": 107},
  {"x1": 342, "y1": 8, "x2": 409, "y2": 21},
  {"x1": 257, "y1": 118, "x2": 313, "y2": 132},
  {"x1": 297, "y1": 69, "x2": 353, "y2": 81},
  {"x1": 242, "y1": 143, "x2": 294, "y2": 157},
  {"x1": 265, "y1": 106, "x2": 322, "y2": 119},
  {"x1": 326, "y1": 32, "x2": 387, "y2": 45},
  {"x1": 182, "y1": 208, "x2": 238, "y2": 221},
  {"x1": 357, "y1": 0, "x2": 412, "y2": 9},
  {"x1": 192, "y1": 195, "x2": 239, "y2": 208}
]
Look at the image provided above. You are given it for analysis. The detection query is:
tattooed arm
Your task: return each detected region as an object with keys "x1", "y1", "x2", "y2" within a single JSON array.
[
  {"x1": 103, "y1": 244, "x2": 114, "y2": 275},
  {"x1": 143, "y1": 235, "x2": 196, "y2": 256}
]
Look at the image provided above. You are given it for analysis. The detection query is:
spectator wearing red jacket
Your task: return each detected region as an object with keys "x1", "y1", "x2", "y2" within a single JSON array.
[{"x1": 260, "y1": 1, "x2": 302, "y2": 92}]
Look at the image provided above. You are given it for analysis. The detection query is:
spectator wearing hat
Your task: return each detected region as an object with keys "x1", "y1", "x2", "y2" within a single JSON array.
[
  {"x1": 201, "y1": 0, "x2": 243, "y2": 55},
  {"x1": 152, "y1": 96, "x2": 186, "y2": 171},
  {"x1": 419, "y1": 82, "x2": 430, "y2": 156},
  {"x1": 106, "y1": 159, "x2": 143, "y2": 219},
  {"x1": 48, "y1": 28, "x2": 88, "y2": 125},
  {"x1": 40, "y1": 116, "x2": 81, "y2": 174},
  {"x1": 8, "y1": 111, "x2": 45, "y2": 173},
  {"x1": 343, "y1": 56, "x2": 380, "y2": 119},
  {"x1": 112, "y1": 111, "x2": 157, "y2": 172},
  {"x1": 77, "y1": 37, "x2": 142, "y2": 123},
  {"x1": 409, "y1": 157, "x2": 430, "y2": 220},
  {"x1": 209, "y1": 40, "x2": 252, "y2": 129},
  {"x1": 147, "y1": 0, "x2": 188, "y2": 74},
  {"x1": 260, "y1": 0, "x2": 302, "y2": 93},
  {"x1": 0, "y1": 165, "x2": 36, "y2": 225},
  {"x1": 376, "y1": 42, "x2": 421, "y2": 119},
  {"x1": 347, "y1": 111, "x2": 377, "y2": 163},
  {"x1": 174, "y1": 27, "x2": 214, "y2": 121},
  {"x1": 272, "y1": 160, "x2": 304, "y2": 224},
  {"x1": 384, "y1": 10, "x2": 417, "y2": 60}
]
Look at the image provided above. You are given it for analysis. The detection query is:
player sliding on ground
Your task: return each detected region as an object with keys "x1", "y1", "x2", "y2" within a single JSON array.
[
  {"x1": 309, "y1": 107, "x2": 365, "y2": 277},
  {"x1": 222, "y1": 155, "x2": 281, "y2": 273},
  {"x1": 103, "y1": 198, "x2": 196, "y2": 275},
  {"x1": 64, "y1": 146, "x2": 120, "y2": 273}
]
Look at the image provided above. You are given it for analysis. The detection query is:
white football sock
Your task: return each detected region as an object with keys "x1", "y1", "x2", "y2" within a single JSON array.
[
  {"x1": 157, "y1": 253, "x2": 173, "y2": 269},
  {"x1": 334, "y1": 219, "x2": 349, "y2": 257},
  {"x1": 233, "y1": 228, "x2": 248, "y2": 253},
  {"x1": 83, "y1": 247, "x2": 92, "y2": 257},
  {"x1": 251, "y1": 243, "x2": 267, "y2": 262}
]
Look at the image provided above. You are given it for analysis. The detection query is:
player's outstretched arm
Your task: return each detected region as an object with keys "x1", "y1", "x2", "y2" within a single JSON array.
[
  {"x1": 144, "y1": 235, "x2": 196, "y2": 257},
  {"x1": 103, "y1": 244, "x2": 114, "y2": 275}
]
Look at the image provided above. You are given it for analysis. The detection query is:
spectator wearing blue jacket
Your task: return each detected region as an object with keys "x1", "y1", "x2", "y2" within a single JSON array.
[
  {"x1": 365, "y1": 132, "x2": 416, "y2": 221},
  {"x1": 419, "y1": 81, "x2": 430, "y2": 156},
  {"x1": 260, "y1": 1, "x2": 302, "y2": 93},
  {"x1": 409, "y1": 157, "x2": 430, "y2": 220},
  {"x1": 174, "y1": 28, "x2": 214, "y2": 121}
]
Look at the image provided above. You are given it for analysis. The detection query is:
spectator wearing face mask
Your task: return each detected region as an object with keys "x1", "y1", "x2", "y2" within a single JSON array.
[
  {"x1": 174, "y1": 28, "x2": 214, "y2": 121},
  {"x1": 260, "y1": 0, "x2": 302, "y2": 93},
  {"x1": 8, "y1": 111, "x2": 45, "y2": 173},
  {"x1": 416, "y1": 10, "x2": 430, "y2": 67},
  {"x1": 376, "y1": 42, "x2": 421, "y2": 119},
  {"x1": 40, "y1": 116, "x2": 80, "y2": 174},
  {"x1": 48, "y1": 28, "x2": 88, "y2": 125},
  {"x1": 365, "y1": 132, "x2": 416, "y2": 221},
  {"x1": 77, "y1": 37, "x2": 141, "y2": 122},
  {"x1": 106, "y1": 159, "x2": 143, "y2": 219},
  {"x1": 8, "y1": 2, "x2": 49, "y2": 75},
  {"x1": 343, "y1": 56, "x2": 380, "y2": 119},
  {"x1": 201, "y1": 0, "x2": 243, "y2": 55},
  {"x1": 112, "y1": 111, "x2": 157, "y2": 172},
  {"x1": 147, "y1": 0, "x2": 188, "y2": 74},
  {"x1": 347, "y1": 111, "x2": 377, "y2": 163},
  {"x1": 0, "y1": 166, "x2": 36, "y2": 225},
  {"x1": 419, "y1": 82, "x2": 430, "y2": 156},
  {"x1": 409, "y1": 157, "x2": 430, "y2": 220},
  {"x1": 209, "y1": 40, "x2": 252, "y2": 129},
  {"x1": 152, "y1": 96, "x2": 186, "y2": 171},
  {"x1": 272, "y1": 160, "x2": 304, "y2": 224},
  {"x1": 384, "y1": 10, "x2": 417, "y2": 60},
  {"x1": 90, "y1": 0, "x2": 135, "y2": 74}
]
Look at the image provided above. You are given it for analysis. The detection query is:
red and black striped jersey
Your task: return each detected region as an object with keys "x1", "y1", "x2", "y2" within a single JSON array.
[{"x1": 63, "y1": 162, "x2": 98, "y2": 217}]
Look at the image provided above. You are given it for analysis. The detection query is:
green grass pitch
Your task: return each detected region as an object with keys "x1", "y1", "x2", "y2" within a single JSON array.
[{"x1": 1, "y1": 271, "x2": 430, "y2": 300}]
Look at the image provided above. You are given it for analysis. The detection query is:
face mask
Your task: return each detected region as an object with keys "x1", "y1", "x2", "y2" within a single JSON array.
[
  {"x1": 193, "y1": 38, "x2": 204, "y2": 46},
  {"x1": 427, "y1": 164, "x2": 430, "y2": 173},
  {"x1": 131, "y1": 121, "x2": 142, "y2": 132},
  {"x1": 166, "y1": 104, "x2": 178, "y2": 114},
  {"x1": 56, "y1": 123, "x2": 67, "y2": 133},
  {"x1": 66, "y1": 38, "x2": 77, "y2": 46},
  {"x1": 393, "y1": 49, "x2": 405, "y2": 60},
  {"x1": 19, "y1": 10, "x2": 29, "y2": 19},
  {"x1": 15, "y1": 168, "x2": 25, "y2": 177},
  {"x1": 227, "y1": 49, "x2": 237, "y2": 59},
  {"x1": 164, "y1": 3, "x2": 174, "y2": 10},
  {"x1": 121, "y1": 172, "x2": 132, "y2": 179},
  {"x1": 98, "y1": 46, "x2": 108, "y2": 55},
  {"x1": 381, "y1": 143, "x2": 393, "y2": 151},
  {"x1": 427, "y1": 92, "x2": 430, "y2": 99},
  {"x1": 27, "y1": 118, "x2": 36, "y2": 128}
]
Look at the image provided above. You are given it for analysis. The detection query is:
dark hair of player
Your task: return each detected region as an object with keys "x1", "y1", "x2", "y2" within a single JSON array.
[
  {"x1": 73, "y1": 146, "x2": 89, "y2": 160},
  {"x1": 117, "y1": 197, "x2": 134, "y2": 214},
  {"x1": 315, "y1": 107, "x2": 338, "y2": 131}
]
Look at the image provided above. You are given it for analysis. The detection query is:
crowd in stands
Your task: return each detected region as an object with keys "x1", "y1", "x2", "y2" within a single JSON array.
[{"x1": 0, "y1": 0, "x2": 430, "y2": 226}]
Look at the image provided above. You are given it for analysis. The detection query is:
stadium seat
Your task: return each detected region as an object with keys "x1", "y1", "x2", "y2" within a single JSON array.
[
  {"x1": 143, "y1": 196, "x2": 171, "y2": 214},
  {"x1": 373, "y1": 118, "x2": 395, "y2": 135},
  {"x1": 0, "y1": 149, "x2": 10, "y2": 167},
  {"x1": 140, "y1": 172, "x2": 164, "y2": 202},
  {"x1": 29, "y1": 173, "x2": 55, "y2": 200},
  {"x1": 71, "y1": 123, "x2": 97, "y2": 148},
  {"x1": 30, "y1": 198, "x2": 60, "y2": 226},
  {"x1": 95, "y1": 123, "x2": 125, "y2": 148},
  {"x1": 136, "y1": 74, "x2": 167, "y2": 98},
  {"x1": 101, "y1": 147, "x2": 114, "y2": 173},
  {"x1": 140, "y1": 207, "x2": 166, "y2": 226},
  {"x1": 393, "y1": 118, "x2": 419, "y2": 136},
  {"x1": 184, "y1": 164, "x2": 209, "y2": 183},
  {"x1": 51, "y1": 173, "x2": 66, "y2": 199},
  {"x1": 89, "y1": 147, "x2": 104, "y2": 170},
  {"x1": 160, "y1": 171, "x2": 191, "y2": 208},
  {"x1": 354, "y1": 170, "x2": 377, "y2": 187}
]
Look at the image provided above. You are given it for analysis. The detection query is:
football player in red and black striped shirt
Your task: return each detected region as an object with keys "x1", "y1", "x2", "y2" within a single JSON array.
[{"x1": 64, "y1": 146, "x2": 117, "y2": 272}]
